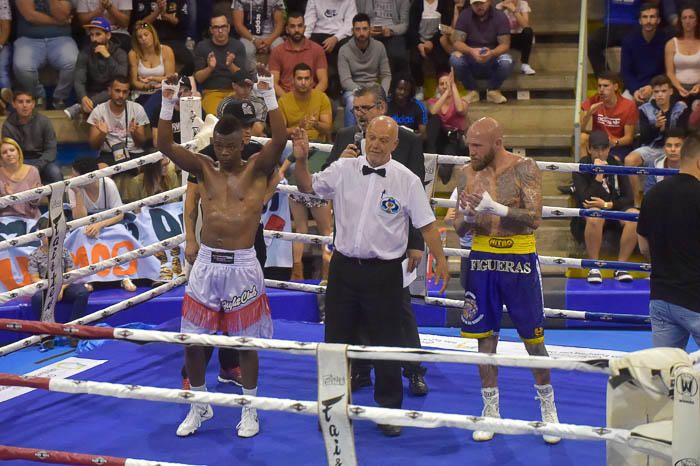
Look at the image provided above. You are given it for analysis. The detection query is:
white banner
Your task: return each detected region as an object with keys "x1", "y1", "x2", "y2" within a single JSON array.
[
  {"x1": 0, "y1": 203, "x2": 185, "y2": 292},
  {"x1": 261, "y1": 181, "x2": 293, "y2": 269}
]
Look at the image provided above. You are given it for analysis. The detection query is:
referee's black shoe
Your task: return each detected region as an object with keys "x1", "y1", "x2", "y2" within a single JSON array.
[
  {"x1": 378, "y1": 424, "x2": 402, "y2": 437},
  {"x1": 407, "y1": 373, "x2": 428, "y2": 396},
  {"x1": 351, "y1": 372, "x2": 372, "y2": 392}
]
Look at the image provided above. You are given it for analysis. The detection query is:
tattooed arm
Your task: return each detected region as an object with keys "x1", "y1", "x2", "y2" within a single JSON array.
[
  {"x1": 508, "y1": 157, "x2": 542, "y2": 230},
  {"x1": 450, "y1": 29, "x2": 472, "y2": 56}
]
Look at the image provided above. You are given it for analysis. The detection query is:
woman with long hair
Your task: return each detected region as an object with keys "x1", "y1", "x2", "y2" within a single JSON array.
[
  {"x1": 0, "y1": 138, "x2": 41, "y2": 219},
  {"x1": 665, "y1": 5, "x2": 700, "y2": 107},
  {"x1": 128, "y1": 21, "x2": 175, "y2": 105}
]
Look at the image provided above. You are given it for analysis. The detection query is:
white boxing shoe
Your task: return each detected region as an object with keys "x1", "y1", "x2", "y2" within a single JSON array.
[
  {"x1": 176, "y1": 403, "x2": 213, "y2": 437},
  {"x1": 472, "y1": 387, "x2": 500, "y2": 442},
  {"x1": 236, "y1": 407, "x2": 260, "y2": 438},
  {"x1": 535, "y1": 384, "x2": 561, "y2": 444}
]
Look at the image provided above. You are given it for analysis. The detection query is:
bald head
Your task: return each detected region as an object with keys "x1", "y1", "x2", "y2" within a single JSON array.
[
  {"x1": 365, "y1": 116, "x2": 399, "y2": 167},
  {"x1": 466, "y1": 117, "x2": 504, "y2": 171},
  {"x1": 469, "y1": 117, "x2": 503, "y2": 141}
]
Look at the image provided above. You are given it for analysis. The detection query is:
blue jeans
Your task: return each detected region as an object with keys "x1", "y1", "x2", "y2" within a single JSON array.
[
  {"x1": 649, "y1": 299, "x2": 700, "y2": 349},
  {"x1": 343, "y1": 91, "x2": 356, "y2": 127},
  {"x1": 0, "y1": 44, "x2": 11, "y2": 89},
  {"x1": 31, "y1": 283, "x2": 90, "y2": 322},
  {"x1": 449, "y1": 52, "x2": 513, "y2": 90},
  {"x1": 13, "y1": 36, "x2": 78, "y2": 101}
]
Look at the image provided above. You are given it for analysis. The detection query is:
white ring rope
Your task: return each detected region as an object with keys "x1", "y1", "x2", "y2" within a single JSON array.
[
  {"x1": 0, "y1": 234, "x2": 184, "y2": 304},
  {"x1": 0, "y1": 372, "x2": 627, "y2": 444},
  {"x1": 0, "y1": 186, "x2": 186, "y2": 253}
]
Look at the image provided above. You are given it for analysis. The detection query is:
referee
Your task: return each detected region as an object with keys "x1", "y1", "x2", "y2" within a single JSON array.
[{"x1": 293, "y1": 117, "x2": 450, "y2": 437}]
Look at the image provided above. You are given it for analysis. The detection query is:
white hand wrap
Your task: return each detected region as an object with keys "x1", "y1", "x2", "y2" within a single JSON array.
[
  {"x1": 159, "y1": 80, "x2": 180, "y2": 121},
  {"x1": 475, "y1": 191, "x2": 509, "y2": 217},
  {"x1": 253, "y1": 75, "x2": 278, "y2": 111}
]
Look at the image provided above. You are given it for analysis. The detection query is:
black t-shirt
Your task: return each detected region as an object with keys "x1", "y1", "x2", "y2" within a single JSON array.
[
  {"x1": 387, "y1": 100, "x2": 426, "y2": 132},
  {"x1": 147, "y1": 102, "x2": 182, "y2": 144},
  {"x1": 637, "y1": 173, "x2": 700, "y2": 312},
  {"x1": 133, "y1": 0, "x2": 188, "y2": 42}
]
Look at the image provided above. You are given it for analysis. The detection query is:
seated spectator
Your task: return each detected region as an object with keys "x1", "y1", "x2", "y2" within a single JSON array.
[
  {"x1": 87, "y1": 76, "x2": 150, "y2": 169},
  {"x1": 147, "y1": 75, "x2": 198, "y2": 146},
  {"x1": 580, "y1": 72, "x2": 639, "y2": 160},
  {"x1": 356, "y1": 0, "x2": 410, "y2": 77},
  {"x1": 132, "y1": 0, "x2": 193, "y2": 75},
  {"x1": 588, "y1": 0, "x2": 677, "y2": 77},
  {"x1": 438, "y1": 0, "x2": 466, "y2": 55},
  {"x1": 449, "y1": 0, "x2": 513, "y2": 104},
  {"x1": 13, "y1": 0, "x2": 79, "y2": 109},
  {"x1": 304, "y1": 0, "x2": 356, "y2": 98},
  {"x1": 386, "y1": 75, "x2": 427, "y2": 138},
  {"x1": 269, "y1": 12, "x2": 328, "y2": 97},
  {"x1": 279, "y1": 63, "x2": 332, "y2": 142},
  {"x1": 217, "y1": 75, "x2": 267, "y2": 136},
  {"x1": 425, "y1": 70, "x2": 470, "y2": 182},
  {"x1": 65, "y1": 17, "x2": 129, "y2": 121},
  {"x1": 127, "y1": 21, "x2": 175, "y2": 105},
  {"x1": 29, "y1": 216, "x2": 91, "y2": 348},
  {"x1": 76, "y1": 0, "x2": 132, "y2": 52},
  {"x1": 337, "y1": 13, "x2": 391, "y2": 126},
  {"x1": 2, "y1": 90, "x2": 61, "y2": 185},
  {"x1": 194, "y1": 10, "x2": 250, "y2": 115},
  {"x1": 231, "y1": 0, "x2": 285, "y2": 72},
  {"x1": 407, "y1": 0, "x2": 454, "y2": 100},
  {"x1": 68, "y1": 156, "x2": 135, "y2": 291},
  {"x1": 0, "y1": 138, "x2": 41, "y2": 219},
  {"x1": 643, "y1": 128, "x2": 684, "y2": 194},
  {"x1": 572, "y1": 130, "x2": 637, "y2": 285},
  {"x1": 0, "y1": 0, "x2": 11, "y2": 114},
  {"x1": 620, "y1": 3, "x2": 669, "y2": 103},
  {"x1": 665, "y1": 5, "x2": 700, "y2": 108},
  {"x1": 496, "y1": 0, "x2": 535, "y2": 75},
  {"x1": 625, "y1": 74, "x2": 688, "y2": 205}
]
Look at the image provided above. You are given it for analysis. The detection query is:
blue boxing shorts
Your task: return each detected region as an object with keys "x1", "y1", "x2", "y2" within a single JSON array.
[{"x1": 460, "y1": 234, "x2": 545, "y2": 344}]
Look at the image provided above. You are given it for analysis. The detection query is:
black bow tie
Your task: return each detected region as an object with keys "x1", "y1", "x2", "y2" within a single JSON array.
[{"x1": 362, "y1": 165, "x2": 386, "y2": 177}]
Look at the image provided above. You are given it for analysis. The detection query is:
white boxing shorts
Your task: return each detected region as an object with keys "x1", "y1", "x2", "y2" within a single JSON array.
[{"x1": 181, "y1": 244, "x2": 273, "y2": 338}]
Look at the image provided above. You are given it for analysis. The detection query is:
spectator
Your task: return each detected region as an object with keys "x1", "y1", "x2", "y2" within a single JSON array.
[
  {"x1": 76, "y1": 0, "x2": 133, "y2": 51},
  {"x1": 637, "y1": 130, "x2": 700, "y2": 349},
  {"x1": 29, "y1": 216, "x2": 91, "y2": 349},
  {"x1": 588, "y1": 0, "x2": 677, "y2": 77},
  {"x1": 231, "y1": 0, "x2": 286, "y2": 72},
  {"x1": 355, "y1": 0, "x2": 410, "y2": 76},
  {"x1": 0, "y1": 0, "x2": 12, "y2": 114},
  {"x1": 665, "y1": 5, "x2": 700, "y2": 108},
  {"x1": 279, "y1": 63, "x2": 333, "y2": 142},
  {"x1": 386, "y1": 75, "x2": 427, "y2": 138},
  {"x1": 643, "y1": 128, "x2": 684, "y2": 194},
  {"x1": 269, "y1": 12, "x2": 328, "y2": 97},
  {"x1": 217, "y1": 75, "x2": 267, "y2": 137},
  {"x1": 64, "y1": 17, "x2": 129, "y2": 122},
  {"x1": 303, "y1": 0, "x2": 356, "y2": 98},
  {"x1": 87, "y1": 76, "x2": 150, "y2": 168},
  {"x1": 13, "y1": 0, "x2": 79, "y2": 109},
  {"x1": 438, "y1": 0, "x2": 467, "y2": 55},
  {"x1": 68, "y1": 156, "x2": 136, "y2": 292},
  {"x1": 572, "y1": 130, "x2": 637, "y2": 285},
  {"x1": 449, "y1": 0, "x2": 513, "y2": 104},
  {"x1": 496, "y1": 0, "x2": 535, "y2": 75},
  {"x1": 127, "y1": 21, "x2": 175, "y2": 105},
  {"x1": 132, "y1": 0, "x2": 193, "y2": 75},
  {"x1": 425, "y1": 70, "x2": 470, "y2": 183},
  {"x1": 625, "y1": 74, "x2": 688, "y2": 205},
  {"x1": 337, "y1": 13, "x2": 391, "y2": 126},
  {"x1": 193, "y1": 10, "x2": 250, "y2": 115},
  {"x1": 0, "y1": 138, "x2": 41, "y2": 219},
  {"x1": 407, "y1": 0, "x2": 454, "y2": 101},
  {"x1": 620, "y1": 3, "x2": 669, "y2": 103},
  {"x1": 2, "y1": 90, "x2": 61, "y2": 185},
  {"x1": 580, "y1": 72, "x2": 639, "y2": 160}
]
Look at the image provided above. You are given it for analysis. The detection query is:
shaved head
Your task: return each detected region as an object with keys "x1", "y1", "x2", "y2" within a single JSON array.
[
  {"x1": 365, "y1": 116, "x2": 399, "y2": 166},
  {"x1": 466, "y1": 117, "x2": 504, "y2": 171},
  {"x1": 367, "y1": 116, "x2": 399, "y2": 139}
]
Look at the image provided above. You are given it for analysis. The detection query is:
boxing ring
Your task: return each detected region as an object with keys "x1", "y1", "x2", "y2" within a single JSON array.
[{"x1": 0, "y1": 108, "x2": 699, "y2": 466}]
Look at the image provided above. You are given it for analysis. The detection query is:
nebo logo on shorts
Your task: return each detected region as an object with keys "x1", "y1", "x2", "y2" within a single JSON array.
[{"x1": 488, "y1": 238, "x2": 514, "y2": 249}]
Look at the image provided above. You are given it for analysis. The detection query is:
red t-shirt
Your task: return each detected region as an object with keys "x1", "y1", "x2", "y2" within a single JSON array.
[
  {"x1": 268, "y1": 38, "x2": 328, "y2": 93},
  {"x1": 581, "y1": 94, "x2": 639, "y2": 140}
]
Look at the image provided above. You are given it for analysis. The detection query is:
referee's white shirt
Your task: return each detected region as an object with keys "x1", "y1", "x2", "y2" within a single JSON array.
[{"x1": 312, "y1": 156, "x2": 436, "y2": 260}]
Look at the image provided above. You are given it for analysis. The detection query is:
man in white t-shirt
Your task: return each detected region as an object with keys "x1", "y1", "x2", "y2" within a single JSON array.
[
  {"x1": 87, "y1": 75, "x2": 150, "y2": 168},
  {"x1": 76, "y1": 0, "x2": 133, "y2": 51}
]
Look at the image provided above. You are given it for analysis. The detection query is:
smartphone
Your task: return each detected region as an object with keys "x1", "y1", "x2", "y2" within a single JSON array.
[{"x1": 438, "y1": 24, "x2": 447, "y2": 33}]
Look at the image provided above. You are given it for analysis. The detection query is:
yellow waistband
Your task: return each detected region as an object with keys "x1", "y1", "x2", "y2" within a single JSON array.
[{"x1": 471, "y1": 234, "x2": 537, "y2": 254}]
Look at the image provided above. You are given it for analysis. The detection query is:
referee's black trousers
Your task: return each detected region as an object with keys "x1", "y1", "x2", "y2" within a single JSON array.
[{"x1": 325, "y1": 252, "x2": 405, "y2": 409}]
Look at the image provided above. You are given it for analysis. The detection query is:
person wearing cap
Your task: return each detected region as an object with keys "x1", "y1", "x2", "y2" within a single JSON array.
[
  {"x1": 65, "y1": 16, "x2": 128, "y2": 121},
  {"x1": 76, "y1": 0, "x2": 133, "y2": 52},
  {"x1": 571, "y1": 129, "x2": 638, "y2": 284},
  {"x1": 448, "y1": 0, "x2": 513, "y2": 104},
  {"x1": 217, "y1": 75, "x2": 267, "y2": 137}
]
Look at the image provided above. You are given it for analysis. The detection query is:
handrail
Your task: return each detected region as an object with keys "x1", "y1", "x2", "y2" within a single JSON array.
[{"x1": 573, "y1": 0, "x2": 589, "y2": 162}]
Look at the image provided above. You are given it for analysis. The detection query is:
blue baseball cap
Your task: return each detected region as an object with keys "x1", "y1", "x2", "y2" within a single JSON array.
[{"x1": 84, "y1": 17, "x2": 111, "y2": 33}]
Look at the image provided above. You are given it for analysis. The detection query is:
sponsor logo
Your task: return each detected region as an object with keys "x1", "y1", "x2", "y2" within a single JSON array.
[
  {"x1": 461, "y1": 292, "x2": 483, "y2": 326},
  {"x1": 222, "y1": 285, "x2": 259, "y2": 311},
  {"x1": 91, "y1": 458, "x2": 108, "y2": 465},
  {"x1": 470, "y1": 259, "x2": 532, "y2": 274},
  {"x1": 676, "y1": 373, "x2": 699, "y2": 402},
  {"x1": 35, "y1": 451, "x2": 50, "y2": 459},
  {"x1": 379, "y1": 192, "x2": 401, "y2": 214},
  {"x1": 322, "y1": 374, "x2": 346, "y2": 386},
  {"x1": 488, "y1": 238, "x2": 514, "y2": 249},
  {"x1": 324, "y1": 8, "x2": 337, "y2": 18},
  {"x1": 592, "y1": 427, "x2": 611, "y2": 436},
  {"x1": 675, "y1": 459, "x2": 700, "y2": 466},
  {"x1": 534, "y1": 327, "x2": 544, "y2": 338}
]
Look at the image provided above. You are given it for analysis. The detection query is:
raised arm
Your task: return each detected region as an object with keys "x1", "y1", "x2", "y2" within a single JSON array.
[
  {"x1": 292, "y1": 127, "x2": 314, "y2": 193},
  {"x1": 252, "y1": 64, "x2": 288, "y2": 176}
]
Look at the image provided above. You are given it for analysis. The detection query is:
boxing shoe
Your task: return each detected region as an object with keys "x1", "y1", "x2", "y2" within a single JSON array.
[
  {"x1": 237, "y1": 407, "x2": 259, "y2": 438},
  {"x1": 535, "y1": 384, "x2": 561, "y2": 444},
  {"x1": 472, "y1": 387, "x2": 500, "y2": 442},
  {"x1": 176, "y1": 403, "x2": 213, "y2": 437}
]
